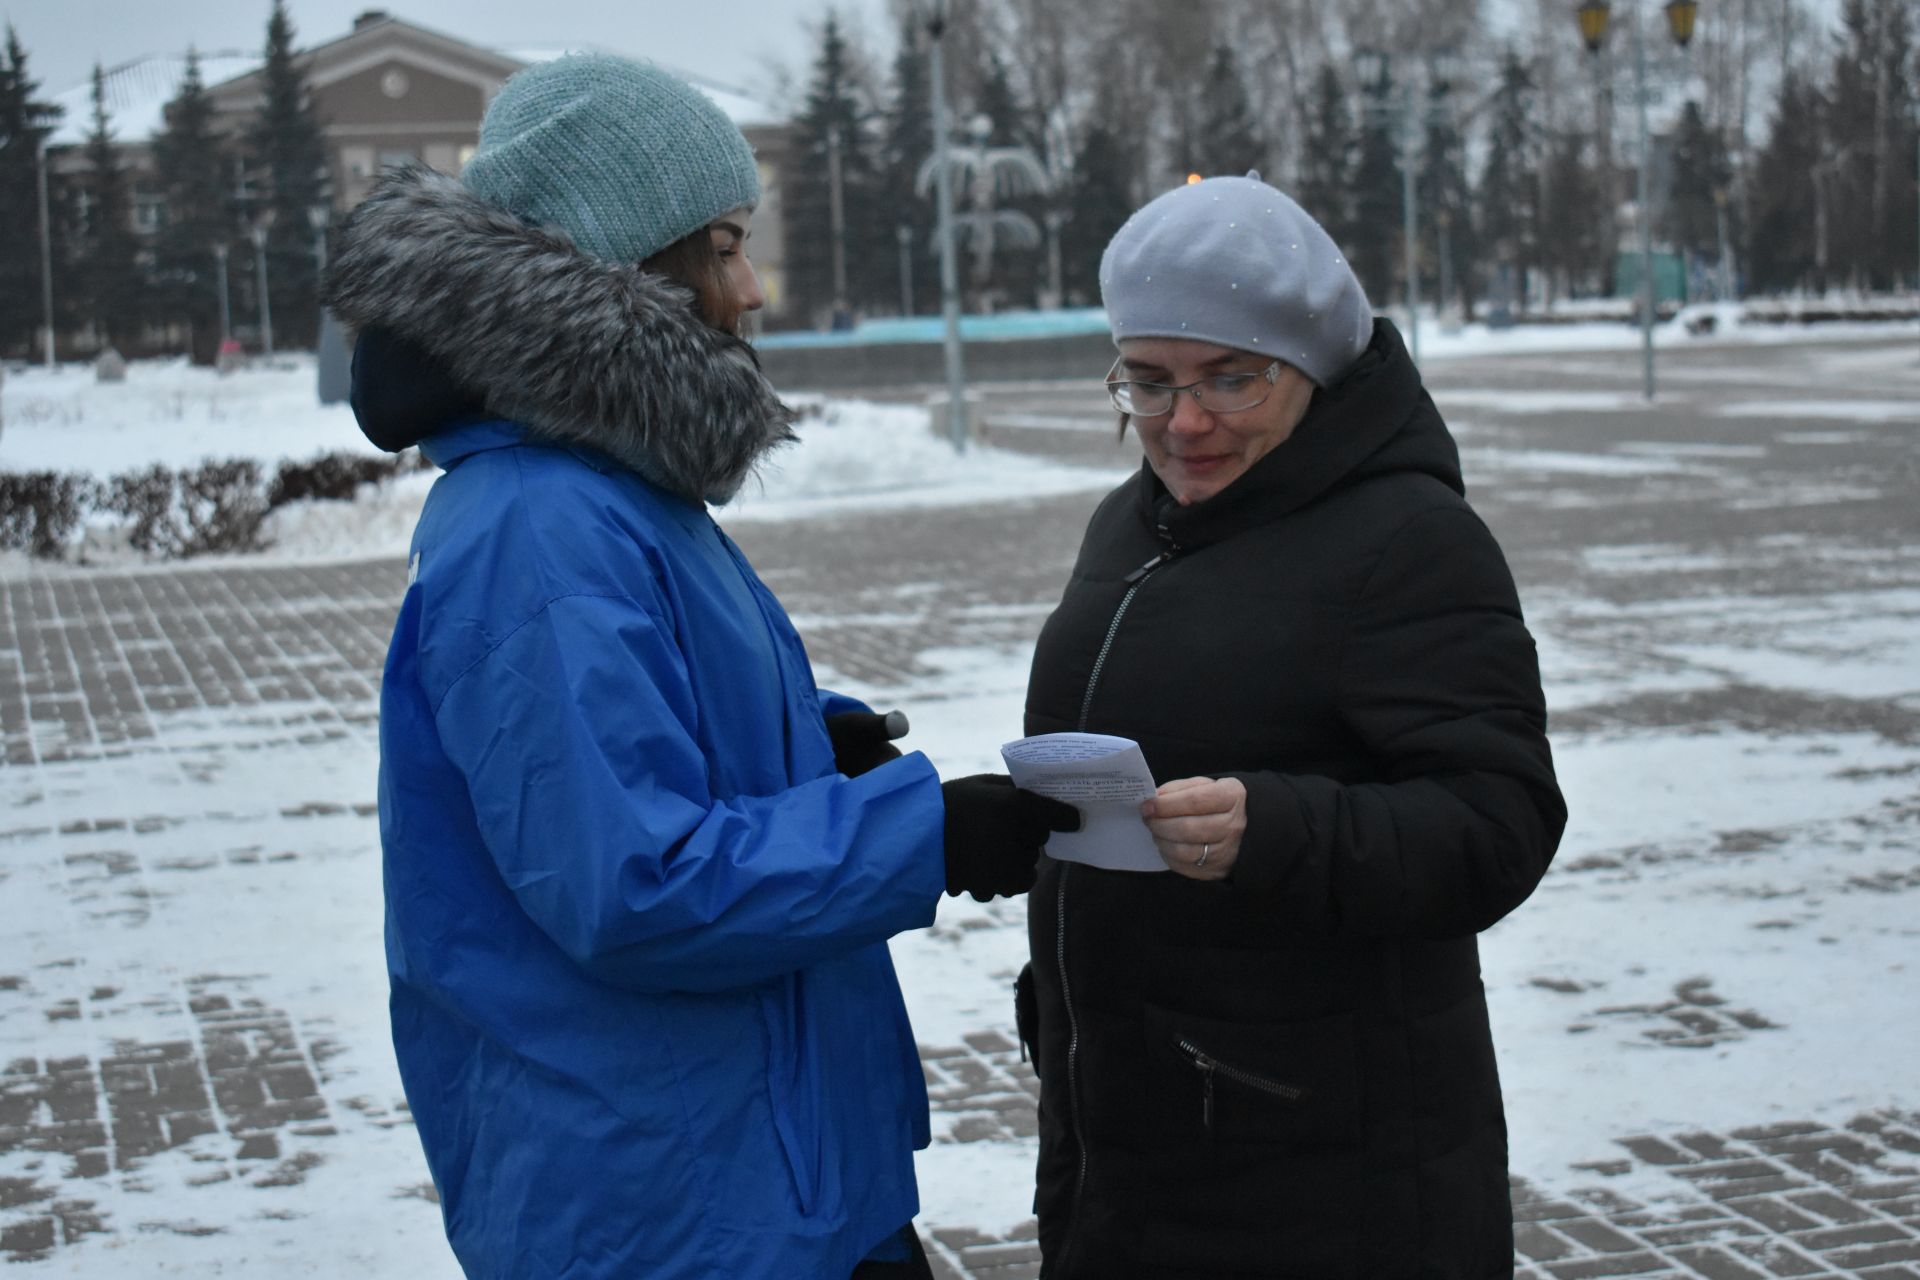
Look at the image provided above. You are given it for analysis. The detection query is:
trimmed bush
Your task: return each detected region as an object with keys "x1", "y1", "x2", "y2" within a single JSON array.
[
  {"x1": 0, "y1": 471, "x2": 94, "y2": 558},
  {"x1": 7, "y1": 450, "x2": 425, "y2": 563},
  {"x1": 269, "y1": 450, "x2": 412, "y2": 507},
  {"x1": 101, "y1": 464, "x2": 182, "y2": 556},
  {"x1": 177, "y1": 459, "x2": 272, "y2": 556},
  {"x1": 102, "y1": 459, "x2": 272, "y2": 558}
]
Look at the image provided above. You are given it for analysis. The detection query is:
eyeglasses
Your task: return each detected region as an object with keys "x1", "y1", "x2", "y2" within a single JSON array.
[{"x1": 1105, "y1": 358, "x2": 1283, "y2": 417}]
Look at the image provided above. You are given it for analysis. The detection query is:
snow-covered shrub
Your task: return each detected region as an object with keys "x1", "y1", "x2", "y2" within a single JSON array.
[
  {"x1": 178, "y1": 459, "x2": 272, "y2": 555},
  {"x1": 268, "y1": 450, "x2": 412, "y2": 507},
  {"x1": 101, "y1": 464, "x2": 180, "y2": 556},
  {"x1": 0, "y1": 470, "x2": 94, "y2": 558},
  {"x1": 102, "y1": 460, "x2": 272, "y2": 558}
]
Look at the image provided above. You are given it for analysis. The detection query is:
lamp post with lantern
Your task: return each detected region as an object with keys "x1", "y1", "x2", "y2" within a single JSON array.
[
  {"x1": 1576, "y1": 0, "x2": 1699, "y2": 401},
  {"x1": 1353, "y1": 48, "x2": 1462, "y2": 367},
  {"x1": 895, "y1": 223, "x2": 914, "y2": 316},
  {"x1": 307, "y1": 202, "x2": 331, "y2": 276},
  {"x1": 249, "y1": 216, "x2": 275, "y2": 357},
  {"x1": 213, "y1": 242, "x2": 232, "y2": 345},
  {"x1": 920, "y1": 0, "x2": 969, "y2": 453}
]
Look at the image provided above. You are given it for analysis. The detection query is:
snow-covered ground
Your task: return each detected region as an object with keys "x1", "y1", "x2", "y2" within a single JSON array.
[
  {"x1": 1, "y1": 330, "x2": 1917, "y2": 1272},
  {"x1": 0, "y1": 355, "x2": 1128, "y2": 570}
]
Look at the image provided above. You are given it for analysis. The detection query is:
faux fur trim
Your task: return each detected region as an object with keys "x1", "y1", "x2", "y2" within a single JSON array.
[{"x1": 321, "y1": 166, "x2": 795, "y2": 504}]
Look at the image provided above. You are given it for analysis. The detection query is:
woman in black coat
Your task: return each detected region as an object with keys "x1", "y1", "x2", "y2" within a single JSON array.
[{"x1": 1017, "y1": 175, "x2": 1566, "y2": 1278}]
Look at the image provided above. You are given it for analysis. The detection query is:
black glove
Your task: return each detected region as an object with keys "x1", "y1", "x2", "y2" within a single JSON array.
[
  {"x1": 825, "y1": 709, "x2": 910, "y2": 777},
  {"x1": 940, "y1": 774, "x2": 1081, "y2": 902}
]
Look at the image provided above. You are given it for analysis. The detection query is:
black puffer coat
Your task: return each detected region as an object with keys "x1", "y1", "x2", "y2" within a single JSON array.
[{"x1": 1020, "y1": 320, "x2": 1565, "y2": 1279}]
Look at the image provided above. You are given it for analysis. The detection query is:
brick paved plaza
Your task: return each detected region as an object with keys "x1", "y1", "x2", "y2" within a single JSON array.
[{"x1": 2, "y1": 333, "x2": 1917, "y2": 1275}]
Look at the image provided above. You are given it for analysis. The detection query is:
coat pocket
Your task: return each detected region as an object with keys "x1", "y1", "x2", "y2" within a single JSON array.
[
  {"x1": 1142, "y1": 1004, "x2": 1362, "y2": 1149},
  {"x1": 1014, "y1": 962, "x2": 1040, "y2": 1074},
  {"x1": 757, "y1": 984, "x2": 820, "y2": 1216}
]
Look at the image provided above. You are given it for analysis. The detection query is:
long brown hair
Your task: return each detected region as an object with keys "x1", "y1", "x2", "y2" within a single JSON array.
[{"x1": 641, "y1": 228, "x2": 750, "y2": 337}]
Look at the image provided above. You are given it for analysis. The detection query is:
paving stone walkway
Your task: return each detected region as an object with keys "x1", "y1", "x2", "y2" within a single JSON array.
[{"x1": 3, "y1": 335, "x2": 1917, "y2": 1273}]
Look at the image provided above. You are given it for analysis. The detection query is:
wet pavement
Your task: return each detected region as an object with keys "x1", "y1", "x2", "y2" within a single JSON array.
[{"x1": 2, "y1": 332, "x2": 1917, "y2": 1275}]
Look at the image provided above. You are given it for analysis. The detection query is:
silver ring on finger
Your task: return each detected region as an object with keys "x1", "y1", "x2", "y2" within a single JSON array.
[{"x1": 1196, "y1": 842, "x2": 1210, "y2": 868}]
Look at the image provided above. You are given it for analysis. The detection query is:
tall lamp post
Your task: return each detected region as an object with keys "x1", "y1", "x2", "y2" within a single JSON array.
[
  {"x1": 250, "y1": 212, "x2": 275, "y2": 356},
  {"x1": 1578, "y1": 0, "x2": 1699, "y2": 401},
  {"x1": 307, "y1": 202, "x2": 330, "y2": 276},
  {"x1": 1355, "y1": 49, "x2": 1460, "y2": 366},
  {"x1": 36, "y1": 135, "x2": 56, "y2": 369},
  {"x1": 213, "y1": 242, "x2": 232, "y2": 345},
  {"x1": 923, "y1": 0, "x2": 968, "y2": 453},
  {"x1": 895, "y1": 223, "x2": 914, "y2": 315},
  {"x1": 825, "y1": 124, "x2": 850, "y2": 327}
]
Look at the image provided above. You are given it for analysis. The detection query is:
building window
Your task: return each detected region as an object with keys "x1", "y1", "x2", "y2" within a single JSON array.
[{"x1": 378, "y1": 149, "x2": 417, "y2": 172}]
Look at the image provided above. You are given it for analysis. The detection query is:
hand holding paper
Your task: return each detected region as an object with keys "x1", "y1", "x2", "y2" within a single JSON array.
[{"x1": 1000, "y1": 733, "x2": 1166, "y2": 872}]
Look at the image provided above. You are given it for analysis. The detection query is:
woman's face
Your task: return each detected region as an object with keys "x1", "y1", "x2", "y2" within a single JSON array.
[
  {"x1": 1116, "y1": 337, "x2": 1315, "y2": 506},
  {"x1": 707, "y1": 208, "x2": 766, "y2": 316}
]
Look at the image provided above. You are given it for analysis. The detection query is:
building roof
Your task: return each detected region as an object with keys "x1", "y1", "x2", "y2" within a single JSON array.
[
  {"x1": 508, "y1": 44, "x2": 782, "y2": 129},
  {"x1": 46, "y1": 15, "x2": 783, "y2": 150},
  {"x1": 47, "y1": 52, "x2": 261, "y2": 149}
]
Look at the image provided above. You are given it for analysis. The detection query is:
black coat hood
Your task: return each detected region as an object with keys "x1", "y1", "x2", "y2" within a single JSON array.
[{"x1": 321, "y1": 166, "x2": 795, "y2": 504}]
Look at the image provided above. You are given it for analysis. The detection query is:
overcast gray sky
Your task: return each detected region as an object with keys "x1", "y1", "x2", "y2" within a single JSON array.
[{"x1": 4, "y1": 0, "x2": 898, "y2": 106}]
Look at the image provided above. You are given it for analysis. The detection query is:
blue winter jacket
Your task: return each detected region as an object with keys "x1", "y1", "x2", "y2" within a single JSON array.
[{"x1": 377, "y1": 419, "x2": 948, "y2": 1278}]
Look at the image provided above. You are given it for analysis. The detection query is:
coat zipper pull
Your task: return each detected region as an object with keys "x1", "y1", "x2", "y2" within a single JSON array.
[
  {"x1": 1124, "y1": 550, "x2": 1172, "y2": 585},
  {"x1": 1196, "y1": 1051, "x2": 1216, "y2": 1131}
]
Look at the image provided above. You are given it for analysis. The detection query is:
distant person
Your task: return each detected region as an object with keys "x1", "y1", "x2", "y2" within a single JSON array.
[
  {"x1": 1014, "y1": 174, "x2": 1566, "y2": 1277},
  {"x1": 322, "y1": 53, "x2": 1075, "y2": 1280}
]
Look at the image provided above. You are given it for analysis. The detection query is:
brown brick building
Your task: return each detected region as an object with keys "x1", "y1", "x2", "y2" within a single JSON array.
[{"x1": 45, "y1": 10, "x2": 795, "y2": 343}]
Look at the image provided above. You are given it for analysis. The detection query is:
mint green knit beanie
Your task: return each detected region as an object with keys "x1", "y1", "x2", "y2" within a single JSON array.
[{"x1": 463, "y1": 53, "x2": 760, "y2": 265}]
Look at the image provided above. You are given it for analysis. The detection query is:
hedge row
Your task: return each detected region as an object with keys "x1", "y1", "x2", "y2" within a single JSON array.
[{"x1": 1, "y1": 450, "x2": 426, "y2": 561}]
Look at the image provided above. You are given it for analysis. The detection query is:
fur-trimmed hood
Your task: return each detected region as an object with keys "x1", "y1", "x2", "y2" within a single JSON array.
[{"x1": 321, "y1": 166, "x2": 795, "y2": 505}]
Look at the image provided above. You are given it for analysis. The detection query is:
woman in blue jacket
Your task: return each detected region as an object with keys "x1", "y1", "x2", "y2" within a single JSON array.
[{"x1": 323, "y1": 54, "x2": 1073, "y2": 1280}]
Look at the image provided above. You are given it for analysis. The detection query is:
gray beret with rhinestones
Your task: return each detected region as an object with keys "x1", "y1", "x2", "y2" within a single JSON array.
[{"x1": 1099, "y1": 173, "x2": 1373, "y2": 387}]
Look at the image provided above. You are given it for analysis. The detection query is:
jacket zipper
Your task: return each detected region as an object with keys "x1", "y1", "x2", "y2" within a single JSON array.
[
  {"x1": 1174, "y1": 1038, "x2": 1307, "y2": 1131},
  {"x1": 1075, "y1": 549, "x2": 1173, "y2": 732},
  {"x1": 1057, "y1": 544, "x2": 1175, "y2": 1272}
]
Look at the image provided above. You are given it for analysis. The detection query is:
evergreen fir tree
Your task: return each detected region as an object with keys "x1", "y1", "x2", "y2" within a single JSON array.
[
  {"x1": 1664, "y1": 100, "x2": 1732, "y2": 266},
  {"x1": 1417, "y1": 77, "x2": 1473, "y2": 314},
  {"x1": 877, "y1": 14, "x2": 937, "y2": 314},
  {"x1": 1823, "y1": 0, "x2": 1916, "y2": 288},
  {"x1": 153, "y1": 48, "x2": 232, "y2": 362},
  {"x1": 1296, "y1": 63, "x2": 1356, "y2": 251},
  {"x1": 975, "y1": 50, "x2": 1031, "y2": 149},
  {"x1": 1475, "y1": 50, "x2": 1542, "y2": 313},
  {"x1": 1193, "y1": 44, "x2": 1264, "y2": 178},
  {"x1": 81, "y1": 63, "x2": 144, "y2": 348},
  {"x1": 1350, "y1": 67, "x2": 1402, "y2": 306},
  {"x1": 971, "y1": 47, "x2": 1043, "y2": 307},
  {"x1": 1536, "y1": 131, "x2": 1605, "y2": 300},
  {"x1": 247, "y1": 0, "x2": 328, "y2": 347},
  {"x1": 0, "y1": 27, "x2": 66, "y2": 356},
  {"x1": 1749, "y1": 71, "x2": 1823, "y2": 291},
  {"x1": 789, "y1": 14, "x2": 882, "y2": 323},
  {"x1": 1062, "y1": 101, "x2": 1135, "y2": 306}
]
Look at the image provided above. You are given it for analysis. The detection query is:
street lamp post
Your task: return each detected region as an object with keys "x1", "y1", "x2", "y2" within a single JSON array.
[
  {"x1": 1712, "y1": 187, "x2": 1734, "y2": 299},
  {"x1": 250, "y1": 218, "x2": 274, "y2": 356},
  {"x1": 36, "y1": 135, "x2": 56, "y2": 369},
  {"x1": 825, "y1": 124, "x2": 849, "y2": 327},
  {"x1": 895, "y1": 224, "x2": 914, "y2": 316},
  {"x1": 308, "y1": 202, "x2": 330, "y2": 276},
  {"x1": 1044, "y1": 208, "x2": 1066, "y2": 309},
  {"x1": 924, "y1": 0, "x2": 969, "y2": 453},
  {"x1": 213, "y1": 242, "x2": 232, "y2": 343},
  {"x1": 1578, "y1": 0, "x2": 1699, "y2": 401},
  {"x1": 1354, "y1": 50, "x2": 1457, "y2": 366}
]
